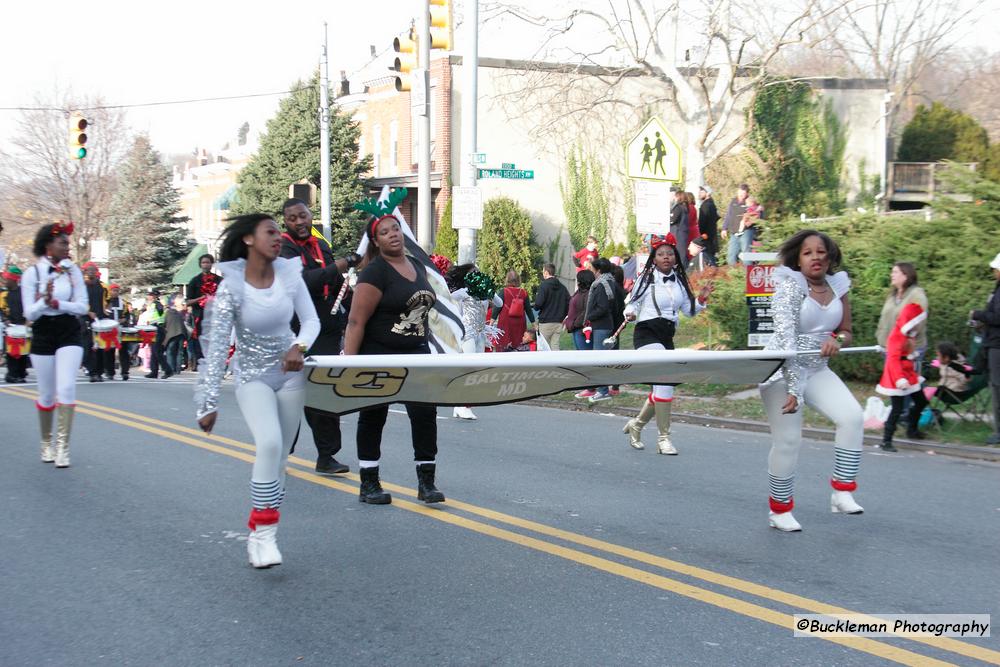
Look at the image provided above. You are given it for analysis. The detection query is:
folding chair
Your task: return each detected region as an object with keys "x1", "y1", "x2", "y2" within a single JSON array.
[{"x1": 929, "y1": 332, "x2": 992, "y2": 431}]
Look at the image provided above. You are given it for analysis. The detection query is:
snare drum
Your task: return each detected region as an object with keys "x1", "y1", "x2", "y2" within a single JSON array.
[
  {"x1": 92, "y1": 319, "x2": 120, "y2": 350},
  {"x1": 120, "y1": 326, "x2": 140, "y2": 343},
  {"x1": 5, "y1": 324, "x2": 31, "y2": 358},
  {"x1": 137, "y1": 325, "x2": 158, "y2": 346}
]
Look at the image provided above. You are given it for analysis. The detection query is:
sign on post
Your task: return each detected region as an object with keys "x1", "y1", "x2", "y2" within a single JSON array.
[
  {"x1": 626, "y1": 117, "x2": 681, "y2": 182},
  {"x1": 451, "y1": 186, "x2": 483, "y2": 229},
  {"x1": 634, "y1": 180, "x2": 672, "y2": 234},
  {"x1": 744, "y1": 253, "x2": 779, "y2": 348},
  {"x1": 478, "y1": 168, "x2": 534, "y2": 180}
]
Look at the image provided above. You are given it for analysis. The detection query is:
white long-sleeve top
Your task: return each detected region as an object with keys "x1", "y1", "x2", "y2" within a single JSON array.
[
  {"x1": 624, "y1": 269, "x2": 705, "y2": 323},
  {"x1": 196, "y1": 257, "x2": 319, "y2": 417},
  {"x1": 20, "y1": 258, "x2": 90, "y2": 321}
]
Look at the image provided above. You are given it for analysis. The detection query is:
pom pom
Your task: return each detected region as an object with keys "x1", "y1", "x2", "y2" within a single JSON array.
[
  {"x1": 464, "y1": 270, "x2": 497, "y2": 300},
  {"x1": 430, "y1": 254, "x2": 452, "y2": 277}
]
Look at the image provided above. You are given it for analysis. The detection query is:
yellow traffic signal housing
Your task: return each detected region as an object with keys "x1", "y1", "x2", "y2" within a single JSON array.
[
  {"x1": 393, "y1": 28, "x2": 418, "y2": 92},
  {"x1": 68, "y1": 113, "x2": 88, "y2": 160},
  {"x1": 429, "y1": 0, "x2": 452, "y2": 50}
]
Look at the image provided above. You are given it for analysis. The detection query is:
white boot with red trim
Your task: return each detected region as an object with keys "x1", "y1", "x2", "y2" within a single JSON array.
[
  {"x1": 768, "y1": 497, "x2": 802, "y2": 531},
  {"x1": 247, "y1": 508, "x2": 282, "y2": 568},
  {"x1": 830, "y1": 479, "x2": 864, "y2": 514}
]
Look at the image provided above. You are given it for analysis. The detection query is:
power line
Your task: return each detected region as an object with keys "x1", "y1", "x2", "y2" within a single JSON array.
[{"x1": 0, "y1": 89, "x2": 298, "y2": 113}]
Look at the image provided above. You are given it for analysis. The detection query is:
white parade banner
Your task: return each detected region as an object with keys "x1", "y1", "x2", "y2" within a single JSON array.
[{"x1": 305, "y1": 348, "x2": 788, "y2": 416}]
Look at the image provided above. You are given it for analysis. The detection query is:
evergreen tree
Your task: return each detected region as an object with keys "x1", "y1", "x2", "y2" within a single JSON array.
[
  {"x1": 476, "y1": 197, "x2": 543, "y2": 294},
  {"x1": 897, "y1": 102, "x2": 989, "y2": 163},
  {"x1": 105, "y1": 136, "x2": 190, "y2": 288},
  {"x1": 432, "y1": 195, "x2": 458, "y2": 260},
  {"x1": 232, "y1": 74, "x2": 372, "y2": 254}
]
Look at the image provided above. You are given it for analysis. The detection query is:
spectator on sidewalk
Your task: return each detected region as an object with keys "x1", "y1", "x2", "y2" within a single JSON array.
[
  {"x1": 698, "y1": 186, "x2": 720, "y2": 267},
  {"x1": 573, "y1": 236, "x2": 599, "y2": 272},
  {"x1": 669, "y1": 190, "x2": 689, "y2": 269},
  {"x1": 970, "y1": 252, "x2": 1000, "y2": 444},
  {"x1": 534, "y1": 263, "x2": 570, "y2": 351},
  {"x1": 565, "y1": 269, "x2": 594, "y2": 361},
  {"x1": 721, "y1": 184, "x2": 750, "y2": 265},
  {"x1": 491, "y1": 270, "x2": 534, "y2": 351}
]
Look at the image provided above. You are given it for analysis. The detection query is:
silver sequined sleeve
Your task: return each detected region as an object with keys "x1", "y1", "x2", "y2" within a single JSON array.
[
  {"x1": 766, "y1": 278, "x2": 807, "y2": 403},
  {"x1": 195, "y1": 283, "x2": 236, "y2": 419}
]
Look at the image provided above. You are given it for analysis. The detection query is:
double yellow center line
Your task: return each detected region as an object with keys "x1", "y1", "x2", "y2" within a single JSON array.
[{"x1": 2, "y1": 385, "x2": 996, "y2": 666}]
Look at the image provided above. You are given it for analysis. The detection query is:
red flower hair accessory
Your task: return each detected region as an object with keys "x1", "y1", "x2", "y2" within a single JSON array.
[
  {"x1": 52, "y1": 221, "x2": 75, "y2": 236},
  {"x1": 650, "y1": 233, "x2": 677, "y2": 249}
]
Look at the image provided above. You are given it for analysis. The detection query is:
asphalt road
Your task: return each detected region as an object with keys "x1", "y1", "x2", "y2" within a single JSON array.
[{"x1": 2, "y1": 374, "x2": 998, "y2": 666}]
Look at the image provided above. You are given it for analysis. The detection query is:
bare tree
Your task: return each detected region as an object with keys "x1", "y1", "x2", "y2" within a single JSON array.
[
  {"x1": 483, "y1": 0, "x2": 848, "y2": 192},
  {"x1": 0, "y1": 92, "x2": 130, "y2": 262},
  {"x1": 810, "y1": 0, "x2": 980, "y2": 136}
]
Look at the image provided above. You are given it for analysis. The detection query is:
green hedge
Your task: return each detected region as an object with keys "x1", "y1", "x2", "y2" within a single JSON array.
[{"x1": 705, "y1": 166, "x2": 1000, "y2": 381}]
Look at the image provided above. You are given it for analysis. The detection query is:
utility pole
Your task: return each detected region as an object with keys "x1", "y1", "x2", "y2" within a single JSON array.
[
  {"x1": 417, "y1": 1, "x2": 433, "y2": 250},
  {"x1": 319, "y1": 22, "x2": 332, "y2": 242},
  {"x1": 458, "y1": 0, "x2": 478, "y2": 264}
]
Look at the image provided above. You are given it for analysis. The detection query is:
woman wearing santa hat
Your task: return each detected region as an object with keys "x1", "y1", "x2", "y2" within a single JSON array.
[
  {"x1": 876, "y1": 302, "x2": 929, "y2": 451},
  {"x1": 21, "y1": 222, "x2": 89, "y2": 467},
  {"x1": 621, "y1": 233, "x2": 713, "y2": 455}
]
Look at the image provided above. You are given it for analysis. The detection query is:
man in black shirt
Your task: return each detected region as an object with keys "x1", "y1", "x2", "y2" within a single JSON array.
[
  {"x1": 697, "y1": 186, "x2": 720, "y2": 267},
  {"x1": 281, "y1": 198, "x2": 360, "y2": 475},
  {"x1": 185, "y1": 254, "x2": 221, "y2": 371},
  {"x1": 533, "y1": 263, "x2": 569, "y2": 350}
]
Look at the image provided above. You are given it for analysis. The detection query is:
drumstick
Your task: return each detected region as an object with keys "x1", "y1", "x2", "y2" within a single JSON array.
[
  {"x1": 331, "y1": 268, "x2": 355, "y2": 315},
  {"x1": 602, "y1": 320, "x2": 630, "y2": 348}
]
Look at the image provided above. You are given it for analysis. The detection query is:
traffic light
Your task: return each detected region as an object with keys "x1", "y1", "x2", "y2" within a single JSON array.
[
  {"x1": 429, "y1": 0, "x2": 452, "y2": 50},
  {"x1": 68, "y1": 113, "x2": 88, "y2": 160},
  {"x1": 392, "y1": 27, "x2": 418, "y2": 92}
]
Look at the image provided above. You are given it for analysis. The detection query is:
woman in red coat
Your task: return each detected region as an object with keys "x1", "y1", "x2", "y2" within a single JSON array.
[
  {"x1": 875, "y1": 302, "x2": 929, "y2": 450},
  {"x1": 490, "y1": 270, "x2": 535, "y2": 351},
  {"x1": 685, "y1": 192, "x2": 699, "y2": 261}
]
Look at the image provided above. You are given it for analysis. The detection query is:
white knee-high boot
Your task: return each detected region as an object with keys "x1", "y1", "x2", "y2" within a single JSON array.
[
  {"x1": 38, "y1": 405, "x2": 56, "y2": 462},
  {"x1": 54, "y1": 404, "x2": 75, "y2": 468},
  {"x1": 653, "y1": 400, "x2": 677, "y2": 455}
]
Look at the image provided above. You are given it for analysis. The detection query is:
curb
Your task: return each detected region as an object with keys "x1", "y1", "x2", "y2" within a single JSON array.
[{"x1": 523, "y1": 398, "x2": 1000, "y2": 463}]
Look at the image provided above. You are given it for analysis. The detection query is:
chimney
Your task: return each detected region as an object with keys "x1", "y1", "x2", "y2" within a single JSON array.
[
  {"x1": 339, "y1": 70, "x2": 350, "y2": 97},
  {"x1": 370, "y1": 44, "x2": 376, "y2": 57}
]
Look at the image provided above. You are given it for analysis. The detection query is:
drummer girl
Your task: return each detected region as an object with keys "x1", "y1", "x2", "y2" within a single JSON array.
[{"x1": 21, "y1": 222, "x2": 90, "y2": 467}]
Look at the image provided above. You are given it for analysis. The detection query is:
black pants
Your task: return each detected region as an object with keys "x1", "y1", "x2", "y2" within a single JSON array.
[
  {"x1": 148, "y1": 326, "x2": 168, "y2": 377},
  {"x1": 106, "y1": 345, "x2": 131, "y2": 377},
  {"x1": 304, "y1": 408, "x2": 342, "y2": 458},
  {"x1": 4, "y1": 354, "x2": 28, "y2": 379},
  {"x1": 357, "y1": 403, "x2": 437, "y2": 462},
  {"x1": 885, "y1": 391, "x2": 929, "y2": 440}
]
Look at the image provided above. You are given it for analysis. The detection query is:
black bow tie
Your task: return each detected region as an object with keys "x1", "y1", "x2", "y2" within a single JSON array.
[{"x1": 662, "y1": 274, "x2": 676, "y2": 283}]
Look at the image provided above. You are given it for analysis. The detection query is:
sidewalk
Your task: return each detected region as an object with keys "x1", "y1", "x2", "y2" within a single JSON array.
[{"x1": 525, "y1": 395, "x2": 1000, "y2": 463}]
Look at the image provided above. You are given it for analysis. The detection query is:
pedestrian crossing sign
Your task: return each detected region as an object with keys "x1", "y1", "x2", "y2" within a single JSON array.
[{"x1": 626, "y1": 117, "x2": 681, "y2": 182}]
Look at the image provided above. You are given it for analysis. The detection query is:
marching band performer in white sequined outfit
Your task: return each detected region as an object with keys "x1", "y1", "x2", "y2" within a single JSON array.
[
  {"x1": 759, "y1": 230, "x2": 865, "y2": 532},
  {"x1": 196, "y1": 214, "x2": 319, "y2": 568}
]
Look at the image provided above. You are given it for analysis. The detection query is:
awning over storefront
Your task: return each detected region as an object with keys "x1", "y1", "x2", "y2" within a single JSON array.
[{"x1": 172, "y1": 243, "x2": 210, "y2": 285}]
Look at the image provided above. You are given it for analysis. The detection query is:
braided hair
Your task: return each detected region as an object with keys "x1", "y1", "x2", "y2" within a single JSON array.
[{"x1": 631, "y1": 242, "x2": 695, "y2": 314}]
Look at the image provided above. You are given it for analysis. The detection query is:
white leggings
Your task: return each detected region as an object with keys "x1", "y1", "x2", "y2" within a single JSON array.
[
  {"x1": 638, "y1": 342, "x2": 675, "y2": 401},
  {"x1": 235, "y1": 370, "x2": 305, "y2": 510},
  {"x1": 760, "y1": 367, "x2": 864, "y2": 502},
  {"x1": 31, "y1": 347, "x2": 84, "y2": 408}
]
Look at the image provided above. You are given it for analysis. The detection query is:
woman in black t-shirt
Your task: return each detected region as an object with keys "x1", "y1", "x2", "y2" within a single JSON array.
[{"x1": 344, "y1": 214, "x2": 445, "y2": 506}]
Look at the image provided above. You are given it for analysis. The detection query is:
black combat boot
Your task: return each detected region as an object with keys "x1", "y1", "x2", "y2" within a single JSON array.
[
  {"x1": 359, "y1": 467, "x2": 391, "y2": 505},
  {"x1": 416, "y1": 463, "x2": 445, "y2": 503}
]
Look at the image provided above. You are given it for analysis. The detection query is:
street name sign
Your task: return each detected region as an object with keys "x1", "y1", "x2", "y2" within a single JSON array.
[{"x1": 478, "y1": 168, "x2": 534, "y2": 180}]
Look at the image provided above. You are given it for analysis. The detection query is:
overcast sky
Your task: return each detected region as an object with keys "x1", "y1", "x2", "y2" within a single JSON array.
[{"x1": 2, "y1": 0, "x2": 996, "y2": 157}]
